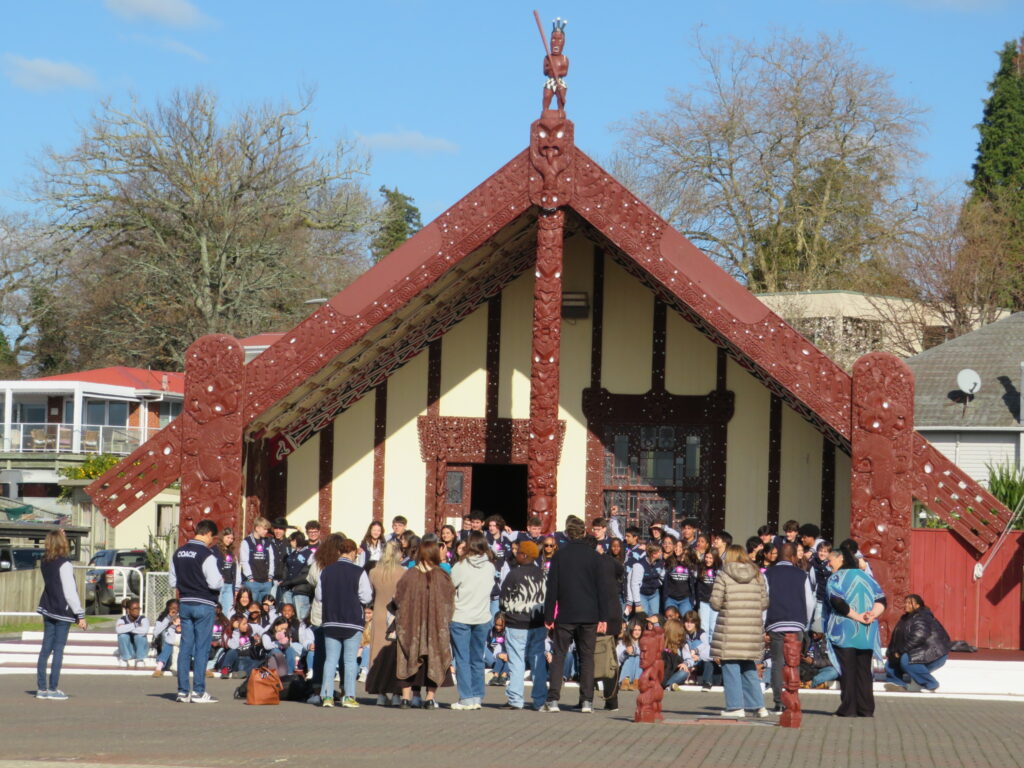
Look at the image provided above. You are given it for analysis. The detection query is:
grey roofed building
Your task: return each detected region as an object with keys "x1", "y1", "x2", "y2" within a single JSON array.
[{"x1": 904, "y1": 312, "x2": 1024, "y2": 486}]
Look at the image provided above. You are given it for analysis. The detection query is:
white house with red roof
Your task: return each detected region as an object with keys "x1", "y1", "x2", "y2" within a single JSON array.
[{"x1": 0, "y1": 367, "x2": 184, "y2": 558}]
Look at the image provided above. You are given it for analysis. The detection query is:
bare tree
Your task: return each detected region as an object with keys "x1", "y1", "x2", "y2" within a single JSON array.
[
  {"x1": 615, "y1": 30, "x2": 925, "y2": 291},
  {"x1": 32, "y1": 87, "x2": 374, "y2": 370}
]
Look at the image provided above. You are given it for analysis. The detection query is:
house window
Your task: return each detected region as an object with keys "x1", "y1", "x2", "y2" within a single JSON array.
[
  {"x1": 156, "y1": 504, "x2": 177, "y2": 537},
  {"x1": 84, "y1": 400, "x2": 130, "y2": 426},
  {"x1": 157, "y1": 401, "x2": 182, "y2": 427},
  {"x1": 19, "y1": 483, "x2": 60, "y2": 498},
  {"x1": 601, "y1": 424, "x2": 709, "y2": 534},
  {"x1": 16, "y1": 403, "x2": 46, "y2": 424}
]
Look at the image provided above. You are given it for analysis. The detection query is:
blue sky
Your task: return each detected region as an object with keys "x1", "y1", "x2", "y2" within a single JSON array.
[{"x1": 0, "y1": 0, "x2": 1020, "y2": 223}]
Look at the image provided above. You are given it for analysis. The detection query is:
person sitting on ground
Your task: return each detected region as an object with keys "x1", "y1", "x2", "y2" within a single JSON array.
[
  {"x1": 680, "y1": 610, "x2": 712, "y2": 690},
  {"x1": 115, "y1": 598, "x2": 150, "y2": 668},
  {"x1": 219, "y1": 613, "x2": 265, "y2": 679},
  {"x1": 884, "y1": 594, "x2": 951, "y2": 693},
  {"x1": 799, "y1": 631, "x2": 837, "y2": 689},
  {"x1": 152, "y1": 599, "x2": 181, "y2": 676},
  {"x1": 208, "y1": 608, "x2": 229, "y2": 677},
  {"x1": 486, "y1": 612, "x2": 510, "y2": 686},
  {"x1": 616, "y1": 621, "x2": 643, "y2": 690},
  {"x1": 661, "y1": 618, "x2": 690, "y2": 691}
]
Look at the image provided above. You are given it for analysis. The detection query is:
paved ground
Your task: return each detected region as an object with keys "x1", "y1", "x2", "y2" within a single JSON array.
[{"x1": 1, "y1": 675, "x2": 1022, "y2": 768}]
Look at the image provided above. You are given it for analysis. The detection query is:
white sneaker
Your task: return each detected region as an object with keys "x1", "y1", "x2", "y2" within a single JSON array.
[
  {"x1": 35, "y1": 689, "x2": 49, "y2": 699},
  {"x1": 190, "y1": 691, "x2": 218, "y2": 704},
  {"x1": 720, "y1": 709, "x2": 745, "y2": 718},
  {"x1": 175, "y1": 692, "x2": 191, "y2": 703},
  {"x1": 450, "y1": 700, "x2": 477, "y2": 711},
  {"x1": 580, "y1": 700, "x2": 593, "y2": 714},
  {"x1": 48, "y1": 689, "x2": 68, "y2": 701},
  {"x1": 540, "y1": 701, "x2": 560, "y2": 712},
  {"x1": 756, "y1": 707, "x2": 770, "y2": 718},
  {"x1": 134, "y1": 660, "x2": 144, "y2": 668},
  {"x1": 118, "y1": 659, "x2": 129, "y2": 668}
]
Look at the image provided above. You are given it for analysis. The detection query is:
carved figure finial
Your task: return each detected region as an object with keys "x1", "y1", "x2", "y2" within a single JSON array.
[{"x1": 533, "y1": 11, "x2": 569, "y2": 113}]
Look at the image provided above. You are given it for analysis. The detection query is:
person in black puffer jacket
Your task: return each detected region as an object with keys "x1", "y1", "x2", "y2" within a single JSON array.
[{"x1": 884, "y1": 594, "x2": 951, "y2": 692}]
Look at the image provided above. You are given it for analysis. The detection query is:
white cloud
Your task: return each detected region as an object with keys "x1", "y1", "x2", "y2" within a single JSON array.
[
  {"x1": 104, "y1": 0, "x2": 212, "y2": 27},
  {"x1": 359, "y1": 130, "x2": 459, "y2": 155},
  {"x1": 2, "y1": 54, "x2": 96, "y2": 91},
  {"x1": 159, "y1": 38, "x2": 207, "y2": 61}
]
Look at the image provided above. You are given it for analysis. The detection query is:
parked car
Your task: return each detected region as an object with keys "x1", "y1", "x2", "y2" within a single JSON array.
[
  {"x1": 0, "y1": 546, "x2": 45, "y2": 572},
  {"x1": 85, "y1": 549, "x2": 147, "y2": 613}
]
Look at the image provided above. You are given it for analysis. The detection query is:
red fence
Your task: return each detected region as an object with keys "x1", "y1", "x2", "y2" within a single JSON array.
[{"x1": 910, "y1": 529, "x2": 1024, "y2": 650}]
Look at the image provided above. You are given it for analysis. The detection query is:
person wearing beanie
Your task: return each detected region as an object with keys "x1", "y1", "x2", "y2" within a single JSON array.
[{"x1": 499, "y1": 540, "x2": 548, "y2": 710}]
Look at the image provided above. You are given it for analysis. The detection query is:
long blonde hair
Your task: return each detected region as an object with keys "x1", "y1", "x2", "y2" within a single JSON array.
[
  {"x1": 43, "y1": 529, "x2": 69, "y2": 562},
  {"x1": 375, "y1": 539, "x2": 404, "y2": 577}
]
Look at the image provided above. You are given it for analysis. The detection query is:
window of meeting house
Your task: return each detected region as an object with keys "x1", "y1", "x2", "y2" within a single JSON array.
[{"x1": 601, "y1": 424, "x2": 708, "y2": 534}]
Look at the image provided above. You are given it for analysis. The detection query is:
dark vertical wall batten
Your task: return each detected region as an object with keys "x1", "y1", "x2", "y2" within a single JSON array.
[
  {"x1": 767, "y1": 394, "x2": 782, "y2": 528},
  {"x1": 651, "y1": 299, "x2": 667, "y2": 391},
  {"x1": 317, "y1": 422, "x2": 334, "y2": 531},
  {"x1": 372, "y1": 381, "x2": 387, "y2": 518},
  {"x1": 820, "y1": 437, "x2": 836, "y2": 541},
  {"x1": 485, "y1": 295, "x2": 502, "y2": 423},
  {"x1": 590, "y1": 249, "x2": 604, "y2": 390}
]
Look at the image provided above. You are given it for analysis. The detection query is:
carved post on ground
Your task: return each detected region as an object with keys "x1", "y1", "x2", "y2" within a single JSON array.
[
  {"x1": 526, "y1": 109, "x2": 574, "y2": 533},
  {"x1": 634, "y1": 625, "x2": 665, "y2": 723},
  {"x1": 850, "y1": 352, "x2": 915, "y2": 643},
  {"x1": 179, "y1": 334, "x2": 245, "y2": 545},
  {"x1": 779, "y1": 632, "x2": 802, "y2": 728}
]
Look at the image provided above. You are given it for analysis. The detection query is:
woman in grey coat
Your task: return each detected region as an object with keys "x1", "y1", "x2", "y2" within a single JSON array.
[{"x1": 710, "y1": 545, "x2": 769, "y2": 718}]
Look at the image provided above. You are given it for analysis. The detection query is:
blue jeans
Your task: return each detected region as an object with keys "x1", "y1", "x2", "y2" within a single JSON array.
[
  {"x1": 36, "y1": 617, "x2": 71, "y2": 691},
  {"x1": 321, "y1": 632, "x2": 362, "y2": 700},
  {"x1": 293, "y1": 594, "x2": 311, "y2": 622},
  {"x1": 156, "y1": 642, "x2": 175, "y2": 668},
  {"x1": 639, "y1": 593, "x2": 660, "y2": 617},
  {"x1": 218, "y1": 585, "x2": 235, "y2": 617},
  {"x1": 619, "y1": 653, "x2": 641, "y2": 682},
  {"x1": 812, "y1": 665, "x2": 839, "y2": 687},
  {"x1": 721, "y1": 660, "x2": 763, "y2": 711},
  {"x1": 284, "y1": 645, "x2": 298, "y2": 674},
  {"x1": 505, "y1": 626, "x2": 548, "y2": 709},
  {"x1": 664, "y1": 596, "x2": 693, "y2": 616},
  {"x1": 698, "y1": 602, "x2": 719, "y2": 641},
  {"x1": 177, "y1": 602, "x2": 215, "y2": 696},
  {"x1": 450, "y1": 621, "x2": 489, "y2": 705},
  {"x1": 117, "y1": 633, "x2": 148, "y2": 661},
  {"x1": 664, "y1": 665, "x2": 689, "y2": 688},
  {"x1": 885, "y1": 654, "x2": 947, "y2": 691},
  {"x1": 220, "y1": 649, "x2": 259, "y2": 676},
  {"x1": 244, "y1": 580, "x2": 273, "y2": 603},
  {"x1": 563, "y1": 648, "x2": 578, "y2": 680}
]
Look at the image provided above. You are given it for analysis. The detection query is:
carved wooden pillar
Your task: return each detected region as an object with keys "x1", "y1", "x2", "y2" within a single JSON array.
[
  {"x1": 778, "y1": 632, "x2": 803, "y2": 728},
  {"x1": 850, "y1": 352, "x2": 915, "y2": 643},
  {"x1": 179, "y1": 334, "x2": 245, "y2": 545},
  {"x1": 527, "y1": 111, "x2": 574, "y2": 533}
]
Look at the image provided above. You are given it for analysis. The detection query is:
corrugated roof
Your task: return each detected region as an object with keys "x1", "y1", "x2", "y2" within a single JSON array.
[
  {"x1": 27, "y1": 366, "x2": 185, "y2": 394},
  {"x1": 904, "y1": 313, "x2": 1024, "y2": 428}
]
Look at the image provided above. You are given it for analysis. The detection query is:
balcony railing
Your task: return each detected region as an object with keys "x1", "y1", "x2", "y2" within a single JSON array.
[{"x1": 0, "y1": 423, "x2": 146, "y2": 456}]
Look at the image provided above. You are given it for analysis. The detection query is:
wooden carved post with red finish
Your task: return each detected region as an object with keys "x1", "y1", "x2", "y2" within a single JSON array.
[
  {"x1": 634, "y1": 625, "x2": 665, "y2": 723},
  {"x1": 850, "y1": 352, "x2": 915, "y2": 642},
  {"x1": 527, "y1": 17, "x2": 574, "y2": 533},
  {"x1": 779, "y1": 632, "x2": 802, "y2": 728},
  {"x1": 179, "y1": 334, "x2": 245, "y2": 544}
]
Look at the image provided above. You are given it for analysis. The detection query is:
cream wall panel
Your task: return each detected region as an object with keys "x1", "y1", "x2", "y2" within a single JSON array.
[
  {"x1": 602, "y1": 259, "x2": 653, "y2": 395},
  {"x1": 285, "y1": 434, "x2": 320, "y2": 531},
  {"x1": 556, "y1": 236, "x2": 594, "y2": 525},
  {"x1": 725, "y1": 359, "x2": 770, "y2": 537},
  {"x1": 665, "y1": 312, "x2": 717, "y2": 395},
  {"x1": 384, "y1": 351, "x2": 428, "y2": 532},
  {"x1": 440, "y1": 304, "x2": 487, "y2": 417},
  {"x1": 834, "y1": 449, "x2": 852, "y2": 542},
  {"x1": 330, "y1": 394, "x2": 375, "y2": 535},
  {"x1": 779, "y1": 404, "x2": 823, "y2": 524},
  {"x1": 499, "y1": 272, "x2": 534, "y2": 420}
]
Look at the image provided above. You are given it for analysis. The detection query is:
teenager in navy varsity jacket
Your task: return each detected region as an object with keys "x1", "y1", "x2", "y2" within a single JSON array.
[
  {"x1": 115, "y1": 598, "x2": 151, "y2": 667},
  {"x1": 763, "y1": 542, "x2": 815, "y2": 712},
  {"x1": 315, "y1": 538, "x2": 373, "y2": 707},
  {"x1": 36, "y1": 529, "x2": 86, "y2": 699},
  {"x1": 239, "y1": 517, "x2": 275, "y2": 603},
  {"x1": 168, "y1": 519, "x2": 224, "y2": 704},
  {"x1": 626, "y1": 544, "x2": 665, "y2": 618}
]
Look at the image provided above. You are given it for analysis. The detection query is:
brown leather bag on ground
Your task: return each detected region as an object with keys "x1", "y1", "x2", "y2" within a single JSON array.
[{"x1": 246, "y1": 666, "x2": 283, "y2": 706}]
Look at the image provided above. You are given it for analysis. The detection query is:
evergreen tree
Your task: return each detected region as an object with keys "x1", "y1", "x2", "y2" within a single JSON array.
[
  {"x1": 972, "y1": 39, "x2": 1024, "y2": 203},
  {"x1": 0, "y1": 333, "x2": 19, "y2": 378},
  {"x1": 970, "y1": 38, "x2": 1024, "y2": 308},
  {"x1": 371, "y1": 186, "x2": 422, "y2": 263}
]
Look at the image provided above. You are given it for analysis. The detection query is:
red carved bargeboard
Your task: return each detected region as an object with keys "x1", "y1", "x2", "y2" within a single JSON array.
[{"x1": 850, "y1": 352, "x2": 915, "y2": 642}]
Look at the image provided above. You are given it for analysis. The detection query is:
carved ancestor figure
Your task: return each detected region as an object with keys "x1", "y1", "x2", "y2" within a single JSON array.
[
  {"x1": 778, "y1": 632, "x2": 802, "y2": 728},
  {"x1": 633, "y1": 625, "x2": 665, "y2": 723},
  {"x1": 542, "y1": 18, "x2": 569, "y2": 112}
]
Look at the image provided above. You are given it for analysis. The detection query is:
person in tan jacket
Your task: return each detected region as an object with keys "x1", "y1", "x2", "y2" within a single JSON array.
[{"x1": 710, "y1": 545, "x2": 769, "y2": 718}]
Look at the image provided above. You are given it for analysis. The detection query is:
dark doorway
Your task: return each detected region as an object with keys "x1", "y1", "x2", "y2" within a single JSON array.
[{"x1": 470, "y1": 463, "x2": 528, "y2": 530}]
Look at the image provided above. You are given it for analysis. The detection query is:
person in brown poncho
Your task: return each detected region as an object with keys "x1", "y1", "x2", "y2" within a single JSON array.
[{"x1": 393, "y1": 538, "x2": 455, "y2": 709}]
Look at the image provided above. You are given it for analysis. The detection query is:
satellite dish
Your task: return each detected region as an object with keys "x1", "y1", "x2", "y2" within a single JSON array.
[{"x1": 956, "y1": 368, "x2": 982, "y2": 396}]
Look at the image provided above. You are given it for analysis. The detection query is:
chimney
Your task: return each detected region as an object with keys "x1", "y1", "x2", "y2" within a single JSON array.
[{"x1": 161, "y1": 374, "x2": 169, "y2": 392}]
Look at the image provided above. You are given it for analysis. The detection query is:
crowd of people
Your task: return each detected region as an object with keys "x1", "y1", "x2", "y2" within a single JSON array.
[{"x1": 34, "y1": 511, "x2": 952, "y2": 716}]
